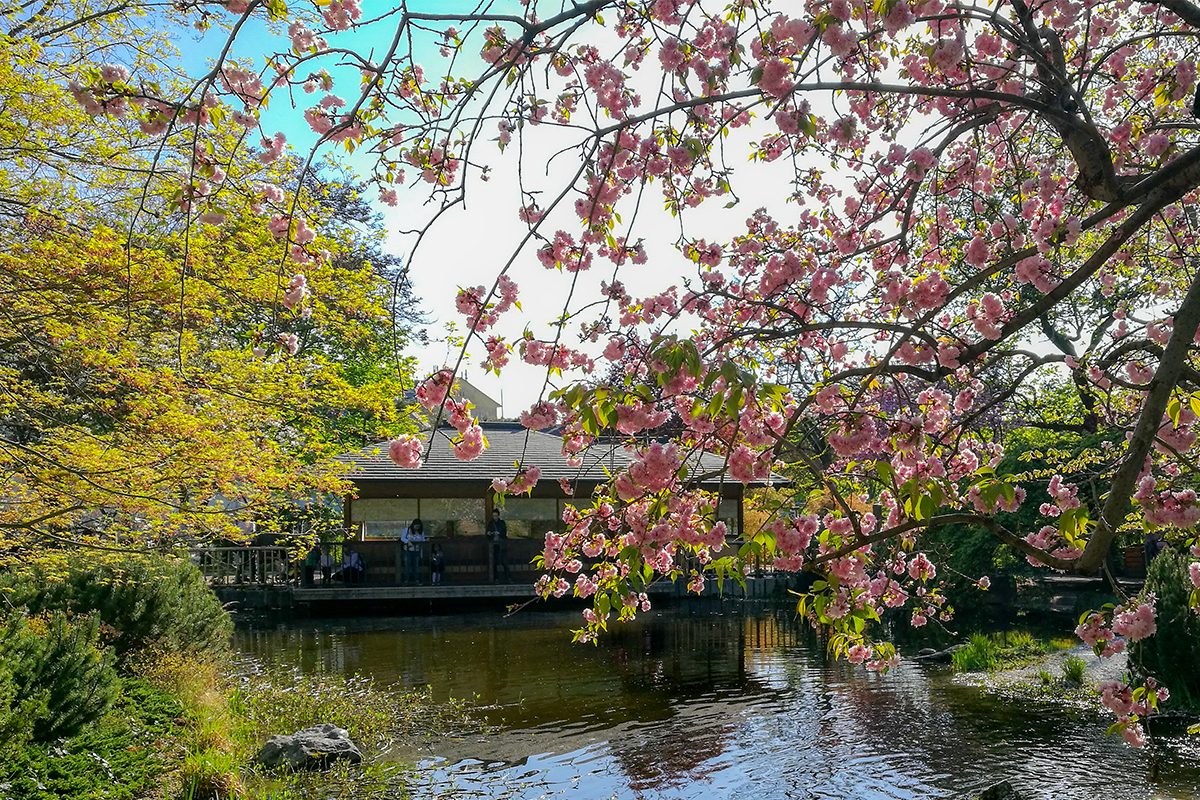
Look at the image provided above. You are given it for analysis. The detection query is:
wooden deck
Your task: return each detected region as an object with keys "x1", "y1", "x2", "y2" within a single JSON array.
[{"x1": 213, "y1": 574, "x2": 776, "y2": 612}]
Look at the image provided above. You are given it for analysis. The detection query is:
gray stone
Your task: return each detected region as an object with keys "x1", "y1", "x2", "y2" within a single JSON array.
[
  {"x1": 967, "y1": 781, "x2": 1024, "y2": 800},
  {"x1": 254, "y1": 723, "x2": 363, "y2": 771},
  {"x1": 912, "y1": 643, "x2": 966, "y2": 662}
]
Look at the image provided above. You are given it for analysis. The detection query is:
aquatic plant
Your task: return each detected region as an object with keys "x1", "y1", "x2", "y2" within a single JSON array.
[
  {"x1": 1062, "y1": 655, "x2": 1088, "y2": 686},
  {"x1": 952, "y1": 634, "x2": 1001, "y2": 673}
]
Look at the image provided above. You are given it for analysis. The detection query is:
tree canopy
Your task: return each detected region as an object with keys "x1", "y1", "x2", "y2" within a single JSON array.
[
  {"x1": 13, "y1": 0, "x2": 1200, "y2": 744},
  {"x1": 0, "y1": 19, "x2": 419, "y2": 553}
]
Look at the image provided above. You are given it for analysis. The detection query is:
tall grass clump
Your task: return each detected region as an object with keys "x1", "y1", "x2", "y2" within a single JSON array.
[
  {"x1": 1062, "y1": 654, "x2": 1088, "y2": 685},
  {"x1": 952, "y1": 633, "x2": 1001, "y2": 672}
]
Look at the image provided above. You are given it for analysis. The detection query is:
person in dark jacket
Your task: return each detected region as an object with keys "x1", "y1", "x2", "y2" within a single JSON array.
[{"x1": 486, "y1": 509, "x2": 510, "y2": 583}]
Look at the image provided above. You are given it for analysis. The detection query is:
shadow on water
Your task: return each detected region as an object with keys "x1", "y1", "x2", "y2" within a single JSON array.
[{"x1": 235, "y1": 609, "x2": 1200, "y2": 800}]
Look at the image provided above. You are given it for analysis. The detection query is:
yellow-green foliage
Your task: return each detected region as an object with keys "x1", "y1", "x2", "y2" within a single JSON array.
[{"x1": 0, "y1": 25, "x2": 418, "y2": 556}]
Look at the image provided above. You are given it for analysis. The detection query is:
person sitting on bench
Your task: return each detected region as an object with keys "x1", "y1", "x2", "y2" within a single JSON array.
[{"x1": 341, "y1": 545, "x2": 365, "y2": 584}]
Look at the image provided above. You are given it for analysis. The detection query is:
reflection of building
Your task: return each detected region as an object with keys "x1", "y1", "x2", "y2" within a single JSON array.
[{"x1": 337, "y1": 420, "x2": 765, "y2": 584}]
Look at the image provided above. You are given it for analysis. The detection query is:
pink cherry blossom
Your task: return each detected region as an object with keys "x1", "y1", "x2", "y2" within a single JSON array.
[{"x1": 388, "y1": 436, "x2": 424, "y2": 469}]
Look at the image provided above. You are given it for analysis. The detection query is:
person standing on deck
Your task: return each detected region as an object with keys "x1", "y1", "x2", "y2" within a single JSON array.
[
  {"x1": 430, "y1": 544, "x2": 445, "y2": 585},
  {"x1": 319, "y1": 545, "x2": 334, "y2": 586},
  {"x1": 401, "y1": 518, "x2": 426, "y2": 584},
  {"x1": 487, "y1": 508, "x2": 510, "y2": 583}
]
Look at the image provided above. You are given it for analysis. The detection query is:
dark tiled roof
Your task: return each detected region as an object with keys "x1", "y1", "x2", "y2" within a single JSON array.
[{"x1": 338, "y1": 422, "x2": 775, "y2": 488}]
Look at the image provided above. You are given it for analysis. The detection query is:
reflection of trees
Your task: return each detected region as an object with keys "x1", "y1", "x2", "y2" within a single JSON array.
[
  {"x1": 236, "y1": 614, "x2": 1200, "y2": 798},
  {"x1": 236, "y1": 611, "x2": 787, "y2": 789}
]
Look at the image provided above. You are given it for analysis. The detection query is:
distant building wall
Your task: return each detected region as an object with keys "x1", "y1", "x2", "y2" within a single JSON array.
[{"x1": 455, "y1": 379, "x2": 502, "y2": 420}]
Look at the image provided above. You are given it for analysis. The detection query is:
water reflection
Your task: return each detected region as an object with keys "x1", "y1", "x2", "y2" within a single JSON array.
[{"x1": 235, "y1": 610, "x2": 1200, "y2": 800}]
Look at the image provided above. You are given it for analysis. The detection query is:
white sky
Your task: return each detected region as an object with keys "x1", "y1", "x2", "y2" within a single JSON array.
[{"x1": 194, "y1": 2, "x2": 877, "y2": 416}]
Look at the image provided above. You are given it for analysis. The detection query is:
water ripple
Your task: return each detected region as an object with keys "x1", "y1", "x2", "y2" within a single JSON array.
[{"x1": 236, "y1": 611, "x2": 1200, "y2": 800}]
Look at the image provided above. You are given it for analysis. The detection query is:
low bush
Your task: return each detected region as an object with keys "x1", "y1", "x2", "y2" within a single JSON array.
[
  {"x1": 0, "y1": 610, "x2": 119, "y2": 744},
  {"x1": 0, "y1": 675, "x2": 184, "y2": 800},
  {"x1": 0, "y1": 553, "x2": 232, "y2": 664},
  {"x1": 1003, "y1": 630, "x2": 1035, "y2": 651},
  {"x1": 952, "y1": 630, "x2": 1074, "y2": 673},
  {"x1": 1130, "y1": 550, "x2": 1200, "y2": 711}
]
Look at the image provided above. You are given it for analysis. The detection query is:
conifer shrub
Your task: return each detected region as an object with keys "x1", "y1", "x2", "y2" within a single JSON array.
[
  {"x1": 0, "y1": 610, "x2": 119, "y2": 742},
  {"x1": 1129, "y1": 550, "x2": 1200, "y2": 711},
  {"x1": 0, "y1": 553, "x2": 232, "y2": 663}
]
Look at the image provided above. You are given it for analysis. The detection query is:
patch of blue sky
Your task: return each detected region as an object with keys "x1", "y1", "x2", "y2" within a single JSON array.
[{"x1": 172, "y1": 1, "x2": 525, "y2": 176}]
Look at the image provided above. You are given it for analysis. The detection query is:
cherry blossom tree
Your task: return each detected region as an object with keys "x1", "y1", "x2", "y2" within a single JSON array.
[{"x1": 42, "y1": 0, "x2": 1200, "y2": 743}]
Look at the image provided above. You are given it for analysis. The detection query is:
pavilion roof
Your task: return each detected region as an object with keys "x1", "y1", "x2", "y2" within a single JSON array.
[{"x1": 337, "y1": 422, "x2": 782, "y2": 488}]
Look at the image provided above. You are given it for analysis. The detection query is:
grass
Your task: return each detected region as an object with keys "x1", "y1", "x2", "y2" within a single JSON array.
[
  {"x1": 951, "y1": 630, "x2": 1077, "y2": 673},
  {"x1": 951, "y1": 633, "x2": 1001, "y2": 672},
  {"x1": 0, "y1": 650, "x2": 478, "y2": 800},
  {"x1": 1062, "y1": 654, "x2": 1088, "y2": 685}
]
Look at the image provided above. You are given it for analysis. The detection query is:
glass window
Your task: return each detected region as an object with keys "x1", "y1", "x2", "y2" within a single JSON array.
[
  {"x1": 420, "y1": 498, "x2": 485, "y2": 538},
  {"x1": 718, "y1": 503, "x2": 739, "y2": 538},
  {"x1": 502, "y1": 498, "x2": 560, "y2": 539},
  {"x1": 503, "y1": 498, "x2": 558, "y2": 520},
  {"x1": 351, "y1": 498, "x2": 419, "y2": 523},
  {"x1": 363, "y1": 520, "x2": 409, "y2": 539},
  {"x1": 559, "y1": 499, "x2": 588, "y2": 515}
]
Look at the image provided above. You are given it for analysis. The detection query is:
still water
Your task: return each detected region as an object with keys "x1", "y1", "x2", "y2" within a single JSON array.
[{"x1": 235, "y1": 609, "x2": 1200, "y2": 800}]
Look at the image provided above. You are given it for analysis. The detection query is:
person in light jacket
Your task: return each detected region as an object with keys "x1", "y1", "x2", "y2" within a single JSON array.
[{"x1": 400, "y1": 518, "x2": 426, "y2": 584}]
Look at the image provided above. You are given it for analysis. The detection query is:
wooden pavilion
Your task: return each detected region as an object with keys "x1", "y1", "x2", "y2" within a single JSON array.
[{"x1": 336, "y1": 422, "x2": 753, "y2": 586}]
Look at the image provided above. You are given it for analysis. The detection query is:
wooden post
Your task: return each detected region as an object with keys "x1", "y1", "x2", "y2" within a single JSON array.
[
  {"x1": 484, "y1": 491, "x2": 495, "y2": 584},
  {"x1": 343, "y1": 495, "x2": 356, "y2": 539},
  {"x1": 736, "y1": 487, "x2": 744, "y2": 539}
]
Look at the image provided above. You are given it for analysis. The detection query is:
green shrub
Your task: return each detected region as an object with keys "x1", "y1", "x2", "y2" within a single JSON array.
[
  {"x1": 0, "y1": 553, "x2": 231, "y2": 663},
  {"x1": 0, "y1": 675, "x2": 184, "y2": 800},
  {"x1": 1130, "y1": 550, "x2": 1200, "y2": 711},
  {"x1": 0, "y1": 611, "x2": 119, "y2": 743},
  {"x1": 1062, "y1": 654, "x2": 1087, "y2": 685},
  {"x1": 951, "y1": 633, "x2": 1000, "y2": 672},
  {"x1": 1035, "y1": 668, "x2": 1055, "y2": 686}
]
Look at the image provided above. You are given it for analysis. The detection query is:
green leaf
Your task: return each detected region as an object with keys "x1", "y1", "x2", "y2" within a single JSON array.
[
  {"x1": 1168, "y1": 397, "x2": 1182, "y2": 427},
  {"x1": 917, "y1": 493, "x2": 937, "y2": 521}
]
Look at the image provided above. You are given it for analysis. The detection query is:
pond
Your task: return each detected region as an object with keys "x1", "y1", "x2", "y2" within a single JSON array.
[{"x1": 234, "y1": 609, "x2": 1200, "y2": 799}]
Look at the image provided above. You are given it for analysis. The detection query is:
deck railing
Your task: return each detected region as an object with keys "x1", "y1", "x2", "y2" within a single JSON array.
[
  {"x1": 188, "y1": 538, "x2": 778, "y2": 589},
  {"x1": 190, "y1": 546, "x2": 291, "y2": 586}
]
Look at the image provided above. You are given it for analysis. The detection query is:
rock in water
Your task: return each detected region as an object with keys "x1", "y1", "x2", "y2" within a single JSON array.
[
  {"x1": 254, "y1": 724, "x2": 363, "y2": 770},
  {"x1": 970, "y1": 781, "x2": 1024, "y2": 800}
]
